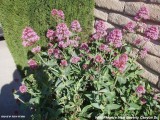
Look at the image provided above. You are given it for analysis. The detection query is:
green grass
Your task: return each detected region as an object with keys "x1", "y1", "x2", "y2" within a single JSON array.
[{"x1": 0, "y1": 0, "x2": 94, "y2": 71}]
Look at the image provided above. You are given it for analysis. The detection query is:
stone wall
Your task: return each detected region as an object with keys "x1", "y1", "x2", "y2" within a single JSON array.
[{"x1": 94, "y1": 0, "x2": 160, "y2": 88}]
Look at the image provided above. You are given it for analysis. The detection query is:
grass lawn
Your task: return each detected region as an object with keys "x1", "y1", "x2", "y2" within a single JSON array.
[{"x1": 0, "y1": 0, "x2": 94, "y2": 72}]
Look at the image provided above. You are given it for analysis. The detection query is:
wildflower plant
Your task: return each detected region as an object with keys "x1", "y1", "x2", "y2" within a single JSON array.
[{"x1": 14, "y1": 7, "x2": 160, "y2": 120}]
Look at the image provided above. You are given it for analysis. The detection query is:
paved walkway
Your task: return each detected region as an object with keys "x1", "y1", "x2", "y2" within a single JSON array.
[{"x1": 0, "y1": 40, "x2": 27, "y2": 119}]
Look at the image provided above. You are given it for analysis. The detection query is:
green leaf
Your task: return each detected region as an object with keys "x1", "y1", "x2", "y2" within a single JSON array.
[
  {"x1": 55, "y1": 82, "x2": 65, "y2": 90},
  {"x1": 55, "y1": 78, "x2": 62, "y2": 87},
  {"x1": 91, "y1": 103, "x2": 101, "y2": 109},
  {"x1": 99, "y1": 89, "x2": 109, "y2": 93},
  {"x1": 106, "y1": 81, "x2": 114, "y2": 86},
  {"x1": 121, "y1": 97, "x2": 127, "y2": 103},
  {"x1": 47, "y1": 60, "x2": 57, "y2": 67},
  {"x1": 128, "y1": 103, "x2": 141, "y2": 110},
  {"x1": 63, "y1": 66, "x2": 71, "y2": 76},
  {"x1": 117, "y1": 76, "x2": 126, "y2": 84},
  {"x1": 135, "y1": 69, "x2": 144, "y2": 75},
  {"x1": 41, "y1": 52, "x2": 48, "y2": 56},
  {"x1": 107, "y1": 92, "x2": 115, "y2": 102},
  {"x1": 79, "y1": 105, "x2": 92, "y2": 117},
  {"x1": 85, "y1": 94, "x2": 93, "y2": 100},
  {"x1": 96, "y1": 113, "x2": 105, "y2": 120},
  {"x1": 65, "y1": 80, "x2": 74, "y2": 86},
  {"x1": 106, "y1": 104, "x2": 121, "y2": 110},
  {"x1": 125, "y1": 46, "x2": 132, "y2": 53},
  {"x1": 29, "y1": 97, "x2": 40, "y2": 104}
]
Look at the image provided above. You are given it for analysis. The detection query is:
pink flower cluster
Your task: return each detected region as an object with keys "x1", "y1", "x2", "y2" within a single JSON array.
[
  {"x1": 107, "y1": 29, "x2": 123, "y2": 48},
  {"x1": 95, "y1": 55, "x2": 105, "y2": 64},
  {"x1": 48, "y1": 43, "x2": 53, "y2": 48},
  {"x1": 56, "y1": 23, "x2": 71, "y2": 41},
  {"x1": 112, "y1": 53, "x2": 128, "y2": 73},
  {"x1": 82, "y1": 64, "x2": 88, "y2": 70},
  {"x1": 134, "y1": 6, "x2": 149, "y2": 21},
  {"x1": 136, "y1": 85, "x2": 146, "y2": 97},
  {"x1": 92, "y1": 20, "x2": 107, "y2": 40},
  {"x1": 123, "y1": 22, "x2": 136, "y2": 32},
  {"x1": 153, "y1": 95, "x2": 158, "y2": 100},
  {"x1": 133, "y1": 38, "x2": 141, "y2": 45},
  {"x1": 48, "y1": 48, "x2": 61, "y2": 59},
  {"x1": 145, "y1": 25, "x2": 159, "y2": 40},
  {"x1": 31, "y1": 46, "x2": 41, "y2": 53},
  {"x1": 58, "y1": 41, "x2": 67, "y2": 48},
  {"x1": 68, "y1": 40, "x2": 79, "y2": 47},
  {"x1": 46, "y1": 29, "x2": 55, "y2": 41},
  {"x1": 80, "y1": 43, "x2": 89, "y2": 52},
  {"x1": 70, "y1": 56, "x2": 81, "y2": 64},
  {"x1": 48, "y1": 48, "x2": 54, "y2": 56},
  {"x1": 19, "y1": 84, "x2": 27, "y2": 93},
  {"x1": 28, "y1": 59, "x2": 38, "y2": 69},
  {"x1": 140, "y1": 98, "x2": 147, "y2": 105},
  {"x1": 53, "y1": 49, "x2": 61, "y2": 59},
  {"x1": 99, "y1": 44, "x2": 110, "y2": 52},
  {"x1": 95, "y1": 20, "x2": 107, "y2": 34},
  {"x1": 51, "y1": 9, "x2": 65, "y2": 19},
  {"x1": 71, "y1": 20, "x2": 82, "y2": 32},
  {"x1": 60, "y1": 59, "x2": 68, "y2": 67},
  {"x1": 58, "y1": 40, "x2": 79, "y2": 48},
  {"x1": 139, "y1": 47, "x2": 148, "y2": 58},
  {"x1": 22, "y1": 27, "x2": 40, "y2": 47}
]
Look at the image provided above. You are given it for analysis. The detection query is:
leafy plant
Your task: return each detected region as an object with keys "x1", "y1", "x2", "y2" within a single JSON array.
[{"x1": 14, "y1": 7, "x2": 160, "y2": 120}]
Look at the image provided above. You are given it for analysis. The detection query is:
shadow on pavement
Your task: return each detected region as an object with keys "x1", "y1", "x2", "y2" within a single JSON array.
[{"x1": 0, "y1": 69, "x2": 30, "y2": 120}]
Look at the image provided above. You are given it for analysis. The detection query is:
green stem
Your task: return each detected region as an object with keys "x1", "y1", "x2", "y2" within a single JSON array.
[
  {"x1": 112, "y1": 78, "x2": 118, "y2": 90},
  {"x1": 38, "y1": 53, "x2": 59, "y2": 73},
  {"x1": 17, "y1": 97, "x2": 26, "y2": 104},
  {"x1": 37, "y1": 53, "x2": 47, "y2": 65},
  {"x1": 49, "y1": 67, "x2": 59, "y2": 73}
]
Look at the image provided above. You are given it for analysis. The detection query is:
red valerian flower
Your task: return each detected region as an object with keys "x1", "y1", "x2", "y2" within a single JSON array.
[
  {"x1": 56, "y1": 23, "x2": 71, "y2": 41},
  {"x1": 31, "y1": 46, "x2": 41, "y2": 54},
  {"x1": 112, "y1": 54, "x2": 128, "y2": 73},
  {"x1": 107, "y1": 29, "x2": 123, "y2": 48},
  {"x1": 123, "y1": 21, "x2": 136, "y2": 32},
  {"x1": 71, "y1": 20, "x2": 82, "y2": 32},
  {"x1": 22, "y1": 27, "x2": 40, "y2": 47},
  {"x1": 19, "y1": 84, "x2": 27, "y2": 93},
  {"x1": 80, "y1": 42, "x2": 89, "y2": 52},
  {"x1": 48, "y1": 48, "x2": 54, "y2": 56},
  {"x1": 92, "y1": 20, "x2": 107, "y2": 40},
  {"x1": 145, "y1": 25, "x2": 159, "y2": 40},
  {"x1": 70, "y1": 56, "x2": 81, "y2": 64},
  {"x1": 139, "y1": 47, "x2": 148, "y2": 58},
  {"x1": 46, "y1": 29, "x2": 56, "y2": 41},
  {"x1": 134, "y1": 5, "x2": 149, "y2": 21},
  {"x1": 133, "y1": 38, "x2": 141, "y2": 45},
  {"x1": 136, "y1": 85, "x2": 146, "y2": 97},
  {"x1": 140, "y1": 98, "x2": 147, "y2": 105},
  {"x1": 51, "y1": 9, "x2": 65, "y2": 19},
  {"x1": 60, "y1": 59, "x2": 68, "y2": 67},
  {"x1": 28, "y1": 59, "x2": 38, "y2": 69},
  {"x1": 99, "y1": 44, "x2": 110, "y2": 52},
  {"x1": 95, "y1": 55, "x2": 105, "y2": 64}
]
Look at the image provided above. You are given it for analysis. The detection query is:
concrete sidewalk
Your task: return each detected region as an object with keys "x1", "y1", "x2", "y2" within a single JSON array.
[{"x1": 0, "y1": 40, "x2": 27, "y2": 119}]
